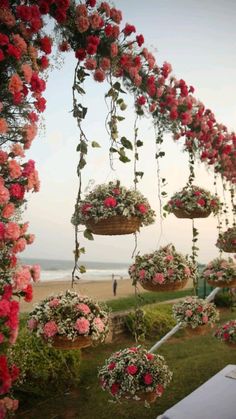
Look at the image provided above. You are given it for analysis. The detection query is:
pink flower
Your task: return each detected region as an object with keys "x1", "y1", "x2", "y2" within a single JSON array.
[
  {"x1": 4, "y1": 222, "x2": 20, "y2": 241},
  {"x1": 94, "y1": 68, "x2": 106, "y2": 82},
  {"x1": 100, "y1": 57, "x2": 111, "y2": 71},
  {"x1": 21, "y1": 63, "x2": 33, "y2": 83},
  {"x1": 143, "y1": 373, "x2": 153, "y2": 385},
  {"x1": 31, "y1": 264, "x2": 40, "y2": 282},
  {"x1": 184, "y1": 267, "x2": 191, "y2": 276},
  {"x1": 81, "y1": 203, "x2": 93, "y2": 214},
  {"x1": 156, "y1": 384, "x2": 164, "y2": 395},
  {"x1": 43, "y1": 321, "x2": 58, "y2": 338},
  {"x1": 104, "y1": 196, "x2": 117, "y2": 207},
  {"x1": 202, "y1": 315, "x2": 208, "y2": 324},
  {"x1": 203, "y1": 269, "x2": 211, "y2": 277},
  {"x1": 110, "y1": 43, "x2": 118, "y2": 57},
  {"x1": 0, "y1": 118, "x2": 8, "y2": 134},
  {"x1": 27, "y1": 318, "x2": 38, "y2": 330},
  {"x1": 216, "y1": 271, "x2": 223, "y2": 277},
  {"x1": 8, "y1": 73, "x2": 23, "y2": 94},
  {"x1": 166, "y1": 255, "x2": 174, "y2": 262},
  {"x1": 75, "y1": 317, "x2": 90, "y2": 334},
  {"x1": 137, "y1": 96, "x2": 146, "y2": 106},
  {"x1": 108, "y1": 362, "x2": 116, "y2": 370},
  {"x1": 13, "y1": 267, "x2": 31, "y2": 290},
  {"x1": 12, "y1": 238, "x2": 27, "y2": 253},
  {"x1": 93, "y1": 317, "x2": 105, "y2": 332},
  {"x1": 0, "y1": 185, "x2": 10, "y2": 205},
  {"x1": 185, "y1": 310, "x2": 193, "y2": 317},
  {"x1": 167, "y1": 268, "x2": 174, "y2": 277},
  {"x1": 153, "y1": 273, "x2": 165, "y2": 284},
  {"x1": 85, "y1": 58, "x2": 97, "y2": 70},
  {"x1": 11, "y1": 144, "x2": 25, "y2": 157},
  {"x1": 49, "y1": 298, "x2": 60, "y2": 308},
  {"x1": 146, "y1": 353, "x2": 154, "y2": 360},
  {"x1": 2, "y1": 203, "x2": 15, "y2": 219},
  {"x1": 197, "y1": 306, "x2": 203, "y2": 313},
  {"x1": 126, "y1": 365, "x2": 138, "y2": 375},
  {"x1": 136, "y1": 203, "x2": 147, "y2": 213},
  {"x1": 76, "y1": 16, "x2": 90, "y2": 33},
  {"x1": 139, "y1": 269, "x2": 146, "y2": 279},
  {"x1": 0, "y1": 299, "x2": 10, "y2": 317},
  {"x1": 8, "y1": 160, "x2": 22, "y2": 179},
  {"x1": 76, "y1": 303, "x2": 91, "y2": 315},
  {"x1": 197, "y1": 198, "x2": 206, "y2": 207},
  {"x1": 110, "y1": 8, "x2": 122, "y2": 24},
  {"x1": 90, "y1": 12, "x2": 103, "y2": 29}
]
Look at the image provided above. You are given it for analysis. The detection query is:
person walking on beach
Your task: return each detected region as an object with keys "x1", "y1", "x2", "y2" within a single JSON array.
[{"x1": 113, "y1": 278, "x2": 118, "y2": 297}]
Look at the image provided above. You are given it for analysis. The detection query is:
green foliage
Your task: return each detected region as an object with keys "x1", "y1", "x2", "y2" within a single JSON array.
[
  {"x1": 214, "y1": 291, "x2": 232, "y2": 308},
  {"x1": 125, "y1": 303, "x2": 176, "y2": 339},
  {"x1": 8, "y1": 323, "x2": 81, "y2": 397}
]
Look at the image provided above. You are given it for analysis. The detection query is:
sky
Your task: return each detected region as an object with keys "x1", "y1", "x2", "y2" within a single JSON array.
[{"x1": 23, "y1": 0, "x2": 236, "y2": 264}]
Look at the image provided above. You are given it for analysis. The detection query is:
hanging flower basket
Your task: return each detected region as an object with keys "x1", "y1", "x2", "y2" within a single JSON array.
[
  {"x1": 216, "y1": 227, "x2": 236, "y2": 253},
  {"x1": 71, "y1": 181, "x2": 155, "y2": 236},
  {"x1": 173, "y1": 296, "x2": 219, "y2": 336},
  {"x1": 215, "y1": 320, "x2": 236, "y2": 348},
  {"x1": 98, "y1": 346, "x2": 172, "y2": 403},
  {"x1": 28, "y1": 290, "x2": 110, "y2": 350},
  {"x1": 164, "y1": 185, "x2": 221, "y2": 219},
  {"x1": 85, "y1": 215, "x2": 141, "y2": 235},
  {"x1": 202, "y1": 258, "x2": 236, "y2": 288},
  {"x1": 129, "y1": 244, "x2": 195, "y2": 292}
]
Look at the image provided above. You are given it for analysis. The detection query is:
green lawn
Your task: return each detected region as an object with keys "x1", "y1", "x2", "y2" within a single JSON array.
[
  {"x1": 106, "y1": 288, "x2": 193, "y2": 312},
  {"x1": 17, "y1": 307, "x2": 236, "y2": 419}
]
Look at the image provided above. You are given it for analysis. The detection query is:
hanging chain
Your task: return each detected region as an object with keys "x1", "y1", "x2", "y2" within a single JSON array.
[{"x1": 154, "y1": 120, "x2": 166, "y2": 247}]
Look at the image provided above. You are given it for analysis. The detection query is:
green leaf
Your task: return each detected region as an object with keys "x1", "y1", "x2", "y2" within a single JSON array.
[
  {"x1": 91, "y1": 141, "x2": 101, "y2": 148},
  {"x1": 136, "y1": 140, "x2": 143, "y2": 147},
  {"x1": 120, "y1": 137, "x2": 133, "y2": 150},
  {"x1": 84, "y1": 229, "x2": 94, "y2": 240},
  {"x1": 78, "y1": 157, "x2": 86, "y2": 171},
  {"x1": 116, "y1": 116, "x2": 125, "y2": 121},
  {"x1": 135, "y1": 171, "x2": 144, "y2": 179},
  {"x1": 80, "y1": 247, "x2": 86, "y2": 254},
  {"x1": 77, "y1": 140, "x2": 88, "y2": 154},
  {"x1": 112, "y1": 82, "x2": 126, "y2": 94},
  {"x1": 119, "y1": 155, "x2": 131, "y2": 163},
  {"x1": 110, "y1": 147, "x2": 118, "y2": 153},
  {"x1": 79, "y1": 265, "x2": 86, "y2": 274}
]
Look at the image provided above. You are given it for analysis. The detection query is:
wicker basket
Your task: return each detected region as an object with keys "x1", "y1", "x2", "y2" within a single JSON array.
[
  {"x1": 123, "y1": 391, "x2": 158, "y2": 403},
  {"x1": 185, "y1": 324, "x2": 212, "y2": 337},
  {"x1": 172, "y1": 208, "x2": 211, "y2": 219},
  {"x1": 207, "y1": 278, "x2": 236, "y2": 289},
  {"x1": 86, "y1": 216, "x2": 141, "y2": 235},
  {"x1": 139, "y1": 278, "x2": 188, "y2": 292},
  {"x1": 51, "y1": 335, "x2": 92, "y2": 350}
]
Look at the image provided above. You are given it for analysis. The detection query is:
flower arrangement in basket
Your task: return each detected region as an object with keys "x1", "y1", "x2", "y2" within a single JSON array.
[
  {"x1": 28, "y1": 290, "x2": 109, "y2": 350},
  {"x1": 214, "y1": 320, "x2": 236, "y2": 348},
  {"x1": 164, "y1": 185, "x2": 221, "y2": 219},
  {"x1": 216, "y1": 227, "x2": 236, "y2": 253},
  {"x1": 172, "y1": 296, "x2": 219, "y2": 336},
  {"x1": 98, "y1": 346, "x2": 172, "y2": 403},
  {"x1": 129, "y1": 244, "x2": 195, "y2": 292},
  {"x1": 202, "y1": 257, "x2": 236, "y2": 288},
  {"x1": 71, "y1": 181, "x2": 155, "y2": 236}
]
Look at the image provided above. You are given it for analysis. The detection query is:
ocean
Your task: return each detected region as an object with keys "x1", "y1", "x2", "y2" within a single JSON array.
[{"x1": 20, "y1": 258, "x2": 129, "y2": 283}]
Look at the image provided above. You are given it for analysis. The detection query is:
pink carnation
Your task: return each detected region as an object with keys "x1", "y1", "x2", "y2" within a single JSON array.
[
  {"x1": 202, "y1": 315, "x2": 208, "y2": 324},
  {"x1": 76, "y1": 303, "x2": 91, "y2": 315},
  {"x1": 4, "y1": 222, "x2": 20, "y2": 241},
  {"x1": 8, "y1": 73, "x2": 23, "y2": 94},
  {"x1": 8, "y1": 160, "x2": 22, "y2": 179},
  {"x1": 184, "y1": 267, "x2": 191, "y2": 276},
  {"x1": 75, "y1": 317, "x2": 90, "y2": 334},
  {"x1": 94, "y1": 68, "x2": 106, "y2": 82},
  {"x1": 166, "y1": 255, "x2": 174, "y2": 262},
  {"x1": 28, "y1": 318, "x2": 38, "y2": 330},
  {"x1": 21, "y1": 63, "x2": 33, "y2": 83},
  {"x1": 0, "y1": 299, "x2": 10, "y2": 317},
  {"x1": 2, "y1": 203, "x2": 15, "y2": 219},
  {"x1": 76, "y1": 16, "x2": 90, "y2": 33},
  {"x1": 0, "y1": 118, "x2": 8, "y2": 134},
  {"x1": 139, "y1": 269, "x2": 146, "y2": 279},
  {"x1": 144, "y1": 373, "x2": 153, "y2": 385},
  {"x1": 48, "y1": 298, "x2": 60, "y2": 308},
  {"x1": 93, "y1": 317, "x2": 105, "y2": 332},
  {"x1": 185, "y1": 310, "x2": 193, "y2": 317},
  {"x1": 153, "y1": 273, "x2": 165, "y2": 284},
  {"x1": 136, "y1": 203, "x2": 147, "y2": 214},
  {"x1": 13, "y1": 267, "x2": 31, "y2": 290},
  {"x1": 10, "y1": 144, "x2": 25, "y2": 157},
  {"x1": 126, "y1": 365, "x2": 138, "y2": 375},
  {"x1": 12, "y1": 238, "x2": 27, "y2": 253},
  {"x1": 31, "y1": 264, "x2": 40, "y2": 282},
  {"x1": 0, "y1": 185, "x2": 10, "y2": 205},
  {"x1": 43, "y1": 321, "x2": 58, "y2": 338},
  {"x1": 85, "y1": 58, "x2": 97, "y2": 70},
  {"x1": 104, "y1": 196, "x2": 117, "y2": 207}
]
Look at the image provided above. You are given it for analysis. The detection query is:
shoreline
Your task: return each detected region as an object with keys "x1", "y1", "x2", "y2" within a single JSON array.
[{"x1": 20, "y1": 277, "x2": 193, "y2": 313}]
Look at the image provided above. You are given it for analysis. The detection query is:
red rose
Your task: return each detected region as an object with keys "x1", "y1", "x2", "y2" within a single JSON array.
[
  {"x1": 137, "y1": 96, "x2": 146, "y2": 106},
  {"x1": 197, "y1": 198, "x2": 206, "y2": 207},
  {"x1": 111, "y1": 383, "x2": 119, "y2": 395},
  {"x1": 124, "y1": 23, "x2": 136, "y2": 36},
  {"x1": 40, "y1": 36, "x2": 52, "y2": 54},
  {"x1": 108, "y1": 362, "x2": 116, "y2": 370},
  {"x1": 81, "y1": 203, "x2": 92, "y2": 214},
  {"x1": 7, "y1": 44, "x2": 21, "y2": 60},
  {"x1": 136, "y1": 34, "x2": 144, "y2": 47},
  {"x1": 30, "y1": 73, "x2": 46, "y2": 93},
  {"x1": 34, "y1": 97, "x2": 46, "y2": 112},
  {"x1": 104, "y1": 197, "x2": 117, "y2": 207},
  {"x1": 126, "y1": 365, "x2": 138, "y2": 375},
  {"x1": 144, "y1": 373, "x2": 153, "y2": 385},
  {"x1": 137, "y1": 203, "x2": 147, "y2": 214},
  {"x1": 75, "y1": 48, "x2": 86, "y2": 61}
]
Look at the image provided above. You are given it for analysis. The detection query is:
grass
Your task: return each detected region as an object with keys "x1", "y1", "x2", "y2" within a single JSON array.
[
  {"x1": 17, "y1": 307, "x2": 236, "y2": 419},
  {"x1": 106, "y1": 288, "x2": 193, "y2": 312}
]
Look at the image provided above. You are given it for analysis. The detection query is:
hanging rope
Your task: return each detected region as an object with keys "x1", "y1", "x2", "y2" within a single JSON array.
[{"x1": 154, "y1": 120, "x2": 166, "y2": 248}]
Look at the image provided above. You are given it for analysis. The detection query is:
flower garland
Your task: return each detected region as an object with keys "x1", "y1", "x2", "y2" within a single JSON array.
[
  {"x1": 172, "y1": 296, "x2": 219, "y2": 329},
  {"x1": 0, "y1": 0, "x2": 235, "y2": 409},
  {"x1": 98, "y1": 346, "x2": 172, "y2": 401}
]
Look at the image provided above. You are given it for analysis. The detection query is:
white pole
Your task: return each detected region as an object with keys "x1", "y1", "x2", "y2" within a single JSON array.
[{"x1": 148, "y1": 287, "x2": 221, "y2": 353}]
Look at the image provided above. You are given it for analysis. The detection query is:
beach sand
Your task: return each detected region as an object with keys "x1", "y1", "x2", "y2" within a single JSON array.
[
  {"x1": 20, "y1": 277, "x2": 193, "y2": 313},
  {"x1": 19, "y1": 278, "x2": 138, "y2": 313}
]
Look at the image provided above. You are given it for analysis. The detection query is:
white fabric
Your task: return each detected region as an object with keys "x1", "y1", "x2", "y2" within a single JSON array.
[{"x1": 159, "y1": 364, "x2": 236, "y2": 419}]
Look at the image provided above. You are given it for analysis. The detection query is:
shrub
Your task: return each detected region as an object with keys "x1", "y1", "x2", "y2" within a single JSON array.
[
  {"x1": 214, "y1": 291, "x2": 232, "y2": 308},
  {"x1": 126, "y1": 304, "x2": 176, "y2": 340},
  {"x1": 8, "y1": 323, "x2": 81, "y2": 397}
]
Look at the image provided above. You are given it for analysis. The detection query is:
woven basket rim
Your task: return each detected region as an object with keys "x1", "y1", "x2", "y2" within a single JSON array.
[
  {"x1": 139, "y1": 278, "x2": 188, "y2": 292},
  {"x1": 50, "y1": 335, "x2": 92, "y2": 349},
  {"x1": 207, "y1": 278, "x2": 236, "y2": 288},
  {"x1": 172, "y1": 208, "x2": 211, "y2": 219},
  {"x1": 86, "y1": 215, "x2": 141, "y2": 235}
]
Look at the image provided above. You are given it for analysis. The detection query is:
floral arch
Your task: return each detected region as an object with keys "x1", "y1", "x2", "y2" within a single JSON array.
[{"x1": 0, "y1": 0, "x2": 235, "y2": 415}]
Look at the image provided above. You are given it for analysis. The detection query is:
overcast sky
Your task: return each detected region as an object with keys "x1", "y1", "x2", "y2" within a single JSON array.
[{"x1": 23, "y1": 0, "x2": 236, "y2": 263}]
